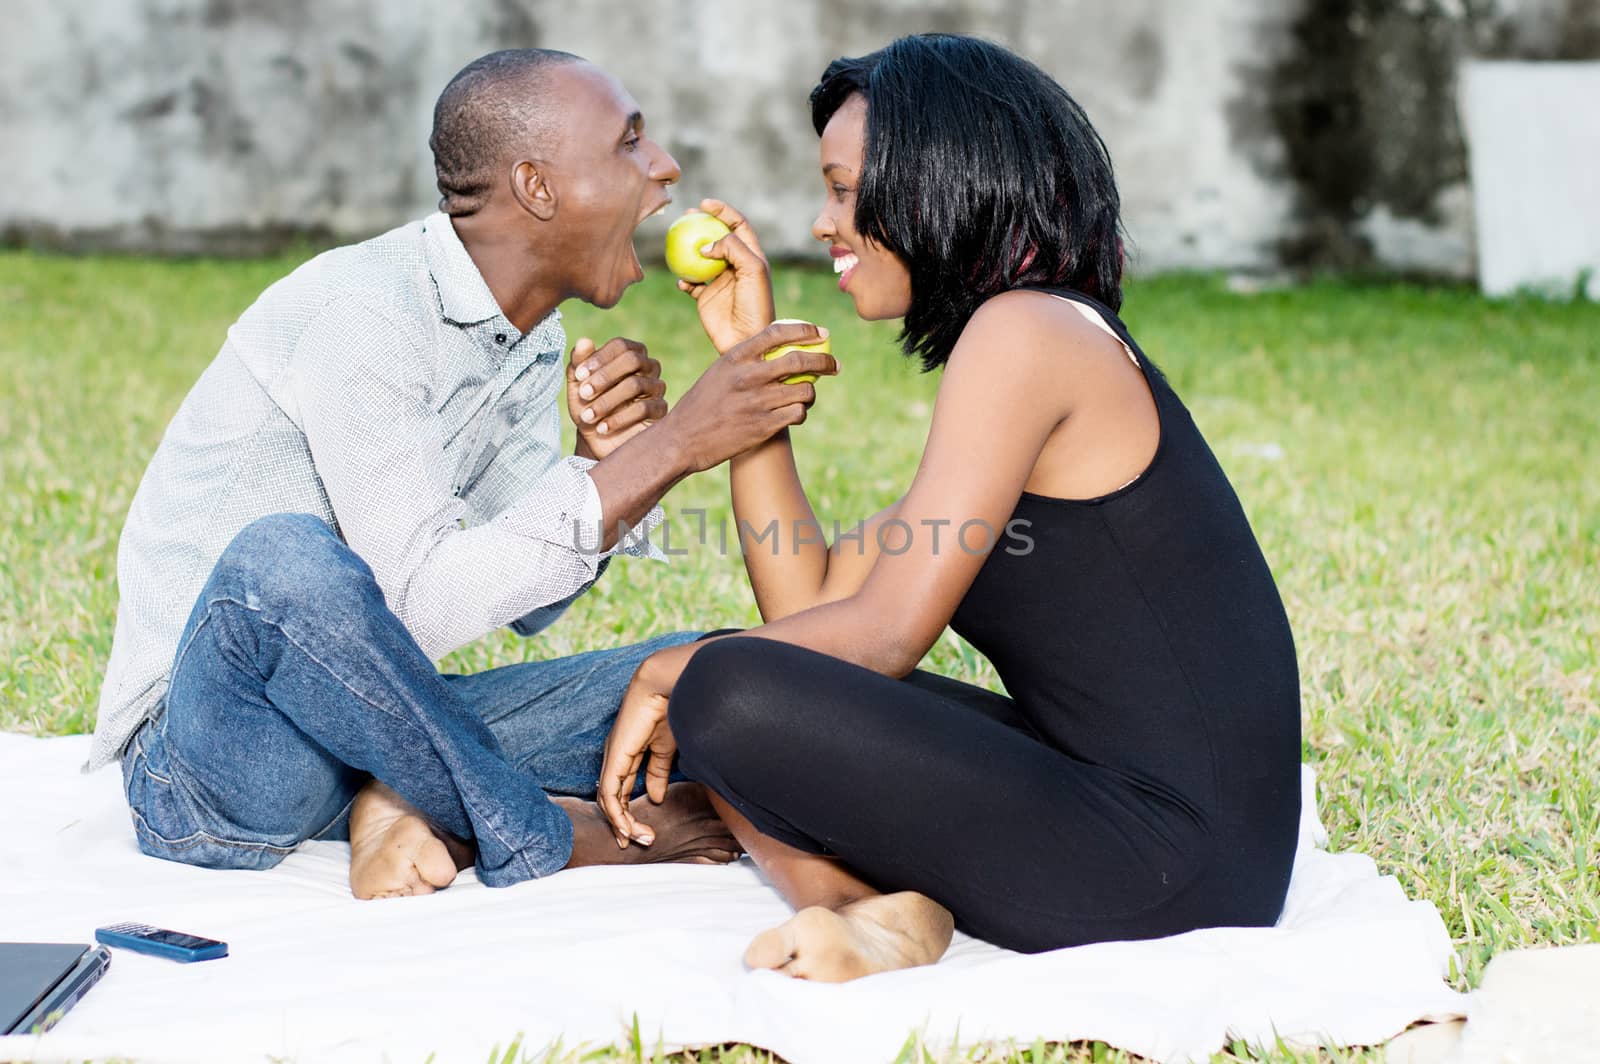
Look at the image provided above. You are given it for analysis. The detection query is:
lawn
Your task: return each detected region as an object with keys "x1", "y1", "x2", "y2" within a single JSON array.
[{"x1": 1, "y1": 250, "x2": 1596, "y2": 1063}]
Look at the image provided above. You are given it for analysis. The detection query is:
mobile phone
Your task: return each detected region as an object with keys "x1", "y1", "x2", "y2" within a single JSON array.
[{"x1": 94, "y1": 923, "x2": 228, "y2": 963}]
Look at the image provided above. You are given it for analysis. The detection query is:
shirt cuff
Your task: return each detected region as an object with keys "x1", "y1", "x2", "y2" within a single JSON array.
[
  {"x1": 571, "y1": 456, "x2": 668, "y2": 563},
  {"x1": 496, "y1": 456, "x2": 606, "y2": 580}
]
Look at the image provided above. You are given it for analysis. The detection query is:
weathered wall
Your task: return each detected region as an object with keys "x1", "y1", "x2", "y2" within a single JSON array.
[
  {"x1": 1230, "y1": 0, "x2": 1600, "y2": 275},
  {"x1": 2, "y1": 0, "x2": 1596, "y2": 274}
]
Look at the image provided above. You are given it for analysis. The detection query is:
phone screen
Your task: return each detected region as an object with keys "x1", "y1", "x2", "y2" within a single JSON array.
[{"x1": 132, "y1": 928, "x2": 221, "y2": 950}]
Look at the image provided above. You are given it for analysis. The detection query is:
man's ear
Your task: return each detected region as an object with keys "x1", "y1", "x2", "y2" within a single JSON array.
[{"x1": 511, "y1": 159, "x2": 557, "y2": 221}]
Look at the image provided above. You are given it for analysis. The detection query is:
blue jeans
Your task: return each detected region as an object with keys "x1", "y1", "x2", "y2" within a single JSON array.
[{"x1": 120, "y1": 513, "x2": 700, "y2": 886}]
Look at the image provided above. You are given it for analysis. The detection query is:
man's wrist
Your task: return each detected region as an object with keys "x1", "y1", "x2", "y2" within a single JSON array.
[
  {"x1": 584, "y1": 414, "x2": 693, "y2": 552},
  {"x1": 650, "y1": 408, "x2": 699, "y2": 477}
]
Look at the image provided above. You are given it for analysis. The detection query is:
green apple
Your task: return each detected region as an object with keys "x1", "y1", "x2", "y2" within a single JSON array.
[
  {"x1": 767, "y1": 318, "x2": 829, "y2": 384},
  {"x1": 664, "y1": 212, "x2": 732, "y2": 284}
]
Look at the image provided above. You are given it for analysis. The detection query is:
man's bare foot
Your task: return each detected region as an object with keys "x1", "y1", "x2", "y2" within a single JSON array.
[
  {"x1": 557, "y1": 782, "x2": 742, "y2": 868},
  {"x1": 743, "y1": 891, "x2": 954, "y2": 981},
  {"x1": 348, "y1": 780, "x2": 470, "y2": 900}
]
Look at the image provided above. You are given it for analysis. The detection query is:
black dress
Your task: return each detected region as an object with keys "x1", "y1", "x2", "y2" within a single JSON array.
[{"x1": 671, "y1": 288, "x2": 1302, "y2": 952}]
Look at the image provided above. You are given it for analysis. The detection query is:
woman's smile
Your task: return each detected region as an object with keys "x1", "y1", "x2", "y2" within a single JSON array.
[{"x1": 830, "y1": 246, "x2": 860, "y2": 290}]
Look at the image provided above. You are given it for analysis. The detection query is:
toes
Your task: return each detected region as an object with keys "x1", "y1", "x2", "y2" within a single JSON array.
[
  {"x1": 415, "y1": 837, "x2": 460, "y2": 889},
  {"x1": 744, "y1": 920, "x2": 800, "y2": 971},
  {"x1": 677, "y1": 844, "x2": 741, "y2": 864},
  {"x1": 367, "y1": 878, "x2": 435, "y2": 900},
  {"x1": 742, "y1": 900, "x2": 953, "y2": 981},
  {"x1": 350, "y1": 815, "x2": 458, "y2": 899},
  {"x1": 655, "y1": 848, "x2": 741, "y2": 865}
]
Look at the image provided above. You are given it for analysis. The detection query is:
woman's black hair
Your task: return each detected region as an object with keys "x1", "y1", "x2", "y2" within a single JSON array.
[{"x1": 810, "y1": 34, "x2": 1125, "y2": 371}]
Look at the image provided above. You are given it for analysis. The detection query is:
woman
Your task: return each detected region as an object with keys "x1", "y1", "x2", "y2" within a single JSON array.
[{"x1": 597, "y1": 33, "x2": 1302, "y2": 982}]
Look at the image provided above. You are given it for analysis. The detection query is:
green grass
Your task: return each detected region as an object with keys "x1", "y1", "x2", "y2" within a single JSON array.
[{"x1": 2, "y1": 250, "x2": 1597, "y2": 1062}]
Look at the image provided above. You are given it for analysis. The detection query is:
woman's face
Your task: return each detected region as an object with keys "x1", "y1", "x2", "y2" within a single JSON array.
[{"x1": 811, "y1": 94, "x2": 913, "y2": 321}]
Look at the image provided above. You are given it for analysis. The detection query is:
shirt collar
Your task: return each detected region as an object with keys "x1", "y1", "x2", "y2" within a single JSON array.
[
  {"x1": 423, "y1": 212, "x2": 504, "y2": 327},
  {"x1": 421, "y1": 213, "x2": 565, "y2": 360}
]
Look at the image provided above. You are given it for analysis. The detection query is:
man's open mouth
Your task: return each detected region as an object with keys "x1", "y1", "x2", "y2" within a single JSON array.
[
  {"x1": 625, "y1": 197, "x2": 673, "y2": 283},
  {"x1": 637, "y1": 196, "x2": 672, "y2": 229}
]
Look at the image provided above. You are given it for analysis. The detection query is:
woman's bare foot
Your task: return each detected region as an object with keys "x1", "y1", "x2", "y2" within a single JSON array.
[
  {"x1": 744, "y1": 891, "x2": 954, "y2": 981},
  {"x1": 557, "y1": 782, "x2": 742, "y2": 868},
  {"x1": 348, "y1": 781, "x2": 470, "y2": 900}
]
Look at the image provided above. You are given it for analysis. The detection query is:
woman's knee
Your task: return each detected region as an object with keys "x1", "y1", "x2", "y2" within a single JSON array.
[{"x1": 670, "y1": 637, "x2": 799, "y2": 762}]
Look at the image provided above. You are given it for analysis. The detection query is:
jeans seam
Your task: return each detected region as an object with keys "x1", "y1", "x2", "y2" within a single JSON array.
[
  {"x1": 167, "y1": 606, "x2": 224, "y2": 703},
  {"x1": 127, "y1": 801, "x2": 301, "y2": 856},
  {"x1": 131, "y1": 723, "x2": 173, "y2": 786}
]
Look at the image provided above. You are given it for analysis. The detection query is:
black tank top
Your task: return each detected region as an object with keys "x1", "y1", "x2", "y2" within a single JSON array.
[{"x1": 949, "y1": 288, "x2": 1302, "y2": 853}]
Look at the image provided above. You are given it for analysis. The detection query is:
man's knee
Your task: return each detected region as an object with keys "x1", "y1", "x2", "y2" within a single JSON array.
[
  {"x1": 213, "y1": 513, "x2": 371, "y2": 608},
  {"x1": 222, "y1": 513, "x2": 340, "y2": 570}
]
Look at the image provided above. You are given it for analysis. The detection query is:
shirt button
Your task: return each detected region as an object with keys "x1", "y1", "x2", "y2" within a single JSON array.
[{"x1": 494, "y1": 333, "x2": 506, "y2": 344}]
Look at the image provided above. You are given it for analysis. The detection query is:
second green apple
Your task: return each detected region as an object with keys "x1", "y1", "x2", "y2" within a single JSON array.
[{"x1": 768, "y1": 318, "x2": 828, "y2": 385}]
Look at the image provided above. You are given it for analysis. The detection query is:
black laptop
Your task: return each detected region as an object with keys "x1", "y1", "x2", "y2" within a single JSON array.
[{"x1": 0, "y1": 943, "x2": 112, "y2": 1035}]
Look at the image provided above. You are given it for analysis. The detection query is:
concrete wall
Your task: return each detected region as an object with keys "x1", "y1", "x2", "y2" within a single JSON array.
[{"x1": 3, "y1": 0, "x2": 1597, "y2": 275}]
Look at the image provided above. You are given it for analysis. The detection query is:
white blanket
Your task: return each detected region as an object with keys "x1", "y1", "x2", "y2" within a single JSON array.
[{"x1": 1, "y1": 734, "x2": 1463, "y2": 1064}]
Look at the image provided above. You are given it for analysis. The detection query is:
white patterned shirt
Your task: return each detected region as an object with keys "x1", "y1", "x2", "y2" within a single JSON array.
[{"x1": 87, "y1": 213, "x2": 662, "y2": 771}]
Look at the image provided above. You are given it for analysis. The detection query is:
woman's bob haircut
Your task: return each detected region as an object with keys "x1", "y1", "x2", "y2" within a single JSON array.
[{"x1": 811, "y1": 34, "x2": 1125, "y2": 371}]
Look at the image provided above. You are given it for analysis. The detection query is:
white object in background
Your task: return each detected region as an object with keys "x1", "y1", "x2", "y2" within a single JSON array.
[
  {"x1": 1386, "y1": 944, "x2": 1600, "y2": 1063},
  {"x1": 1458, "y1": 61, "x2": 1600, "y2": 300},
  {"x1": 1457, "y1": 944, "x2": 1600, "y2": 1061}
]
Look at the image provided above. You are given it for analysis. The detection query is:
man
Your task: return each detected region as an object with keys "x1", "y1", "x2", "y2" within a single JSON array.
[{"x1": 90, "y1": 48, "x2": 835, "y2": 899}]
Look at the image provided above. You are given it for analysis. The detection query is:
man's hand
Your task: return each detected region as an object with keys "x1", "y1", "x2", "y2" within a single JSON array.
[
  {"x1": 568, "y1": 337, "x2": 668, "y2": 460},
  {"x1": 676, "y1": 199, "x2": 776, "y2": 355},
  {"x1": 657, "y1": 320, "x2": 839, "y2": 473}
]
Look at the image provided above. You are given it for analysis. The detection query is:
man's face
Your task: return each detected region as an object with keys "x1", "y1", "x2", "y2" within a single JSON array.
[{"x1": 538, "y1": 63, "x2": 680, "y2": 308}]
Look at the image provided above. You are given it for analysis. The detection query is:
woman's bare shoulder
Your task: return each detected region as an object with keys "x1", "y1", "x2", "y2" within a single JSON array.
[{"x1": 952, "y1": 288, "x2": 1130, "y2": 377}]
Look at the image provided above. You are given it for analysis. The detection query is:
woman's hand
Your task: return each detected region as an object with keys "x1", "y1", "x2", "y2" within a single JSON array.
[
  {"x1": 567, "y1": 337, "x2": 667, "y2": 460},
  {"x1": 596, "y1": 643, "x2": 698, "y2": 847},
  {"x1": 677, "y1": 199, "x2": 776, "y2": 355}
]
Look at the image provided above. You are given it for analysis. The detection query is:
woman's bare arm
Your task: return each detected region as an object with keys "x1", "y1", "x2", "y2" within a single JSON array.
[{"x1": 728, "y1": 431, "x2": 906, "y2": 621}]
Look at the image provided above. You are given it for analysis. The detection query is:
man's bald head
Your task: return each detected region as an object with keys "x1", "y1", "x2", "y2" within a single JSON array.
[{"x1": 429, "y1": 48, "x2": 585, "y2": 217}]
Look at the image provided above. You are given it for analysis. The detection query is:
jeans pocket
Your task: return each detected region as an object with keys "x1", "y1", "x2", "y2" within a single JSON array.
[{"x1": 121, "y1": 716, "x2": 299, "y2": 872}]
